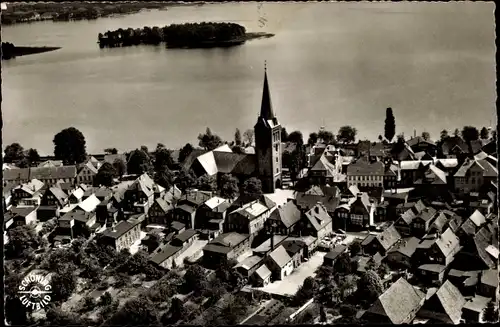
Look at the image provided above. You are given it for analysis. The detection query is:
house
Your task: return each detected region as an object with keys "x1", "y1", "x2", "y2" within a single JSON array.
[
  {"x1": 41, "y1": 186, "x2": 68, "y2": 208},
  {"x1": 307, "y1": 153, "x2": 343, "y2": 185},
  {"x1": 196, "y1": 196, "x2": 231, "y2": 230},
  {"x1": 3, "y1": 166, "x2": 77, "y2": 187},
  {"x1": 38, "y1": 160, "x2": 63, "y2": 168},
  {"x1": 172, "y1": 190, "x2": 213, "y2": 228},
  {"x1": 6, "y1": 206, "x2": 38, "y2": 228},
  {"x1": 224, "y1": 199, "x2": 271, "y2": 236},
  {"x1": 345, "y1": 193, "x2": 373, "y2": 229},
  {"x1": 407, "y1": 136, "x2": 437, "y2": 156},
  {"x1": 122, "y1": 173, "x2": 156, "y2": 214},
  {"x1": 397, "y1": 161, "x2": 430, "y2": 186},
  {"x1": 427, "y1": 211, "x2": 449, "y2": 234},
  {"x1": 446, "y1": 270, "x2": 482, "y2": 296},
  {"x1": 202, "y1": 232, "x2": 250, "y2": 265},
  {"x1": 454, "y1": 158, "x2": 498, "y2": 193},
  {"x1": 235, "y1": 255, "x2": 264, "y2": 278},
  {"x1": 147, "y1": 198, "x2": 173, "y2": 226},
  {"x1": 394, "y1": 209, "x2": 417, "y2": 237},
  {"x1": 150, "y1": 244, "x2": 183, "y2": 269},
  {"x1": 362, "y1": 225, "x2": 401, "y2": 256},
  {"x1": 56, "y1": 211, "x2": 97, "y2": 239},
  {"x1": 296, "y1": 203, "x2": 333, "y2": 240},
  {"x1": 456, "y1": 210, "x2": 487, "y2": 241},
  {"x1": 417, "y1": 264, "x2": 447, "y2": 285},
  {"x1": 163, "y1": 185, "x2": 183, "y2": 205},
  {"x1": 98, "y1": 218, "x2": 142, "y2": 251},
  {"x1": 323, "y1": 244, "x2": 348, "y2": 266},
  {"x1": 266, "y1": 245, "x2": 294, "y2": 281},
  {"x1": 410, "y1": 207, "x2": 437, "y2": 237},
  {"x1": 384, "y1": 237, "x2": 420, "y2": 269},
  {"x1": 253, "y1": 235, "x2": 288, "y2": 257},
  {"x1": 74, "y1": 194, "x2": 101, "y2": 214},
  {"x1": 170, "y1": 229, "x2": 198, "y2": 248},
  {"x1": 416, "y1": 280, "x2": 466, "y2": 324},
  {"x1": 362, "y1": 277, "x2": 425, "y2": 324},
  {"x1": 477, "y1": 269, "x2": 498, "y2": 299},
  {"x1": 470, "y1": 199, "x2": 494, "y2": 216},
  {"x1": 461, "y1": 295, "x2": 491, "y2": 323},
  {"x1": 76, "y1": 161, "x2": 99, "y2": 185},
  {"x1": 416, "y1": 228, "x2": 461, "y2": 268},
  {"x1": 12, "y1": 179, "x2": 45, "y2": 204},
  {"x1": 251, "y1": 264, "x2": 272, "y2": 287},
  {"x1": 346, "y1": 158, "x2": 385, "y2": 188},
  {"x1": 282, "y1": 239, "x2": 303, "y2": 268},
  {"x1": 68, "y1": 187, "x2": 85, "y2": 204},
  {"x1": 263, "y1": 201, "x2": 301, "y2": 236},
  {"x1": 294, "y1": 185, "x2": 340, "y2": 216}
]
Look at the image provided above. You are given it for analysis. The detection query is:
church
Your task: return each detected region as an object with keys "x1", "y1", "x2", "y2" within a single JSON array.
[{"x1": 183, "y1": 65, "x2": 283, "y2": 193}]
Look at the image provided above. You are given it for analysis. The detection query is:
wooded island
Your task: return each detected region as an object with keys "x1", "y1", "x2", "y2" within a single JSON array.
[
  {"x1": 97, "y1": 22, "x2": 274, "y2": 49},
  {"x1": 1, "y1": 42, "x2": 61, "y2": 60}
]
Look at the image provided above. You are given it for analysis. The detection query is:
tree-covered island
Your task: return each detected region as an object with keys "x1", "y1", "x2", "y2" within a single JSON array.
[
  {"x1": 1, "y1": 42, "x2": 61, "y2": 60},
  {"x1": 97, "y1": 22, "x2": 274, "y2": 49}
]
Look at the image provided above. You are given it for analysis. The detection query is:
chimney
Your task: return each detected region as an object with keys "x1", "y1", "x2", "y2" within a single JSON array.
[
  {"x1": 270, "y1": 233, "x2": 274, "y2": 251},
  {"x1": 357, "y1": 193, "x2": 363, "y2": 199}
]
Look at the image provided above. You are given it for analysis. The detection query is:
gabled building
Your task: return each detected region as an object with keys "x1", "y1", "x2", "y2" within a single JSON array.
[
  {"x1": 202, "y1": 232, "x2": 250, "y2": 265},
  {"x1": 6, "y1": 206, "x2": 38, "y2": 228},
  {"x1": 12, "y1": 179, "x2": 45, "y2": 203},
  {"x1": 76, "y1": 161, "x2": 99, "y2": 185},
  {"x1": 417, "y1": 280, "x2": 466, "y2": 324},
  {"x1": 346, "y1": 158, "x2": 385, "y2": 189},
  {"x1": 123, "y1": 173, "x2": 156, "y2": 214},
  {"x1": 98, "y1": 217, "x2": 142, "y2": 251},
  {"x1": 196, "y1": 196, "x2": 231, "y2": 231},
  {"x1": 294, "y1": 185, "x2": 340, "y2": 216},
  {"x1": 3, "y1": 165, "x2": 77, "y2": 187},
  {"x1": 147, "y1": 197, "x2": 173, "y2": 226},
  {"x1": 171, "y1": 190, "x2": 213, "y2": 228},
  {"x1": 414, "y1": 228, "x2": 461, "y2": 267},
  {"x1": 263, "y1": 201, "x2": 301, "y2": 236},
  {"x1": 362, "y1": 277, "x2": 425, "y2": 324},
  {"x1": 410, "y1": 207, "x2": 437, "y2": 237},
  {"x1": 454, "y1": 158, "x2": 498, "y2": 193},
  {"x1": 224, "y1": 199, "x2": 271, "y2": 236},
  {"x1": 296, "y1": 203, "x2": 333, "y2": 240},
  {"x1": 362, "y1": 225, "x2": 401, "y2": 256},
  {"x1": 385, "y1": 236, "x2": 420, "y2": 269},
  {"x1": 265, "y1": 245, "x2": 294, "y2": 281}
]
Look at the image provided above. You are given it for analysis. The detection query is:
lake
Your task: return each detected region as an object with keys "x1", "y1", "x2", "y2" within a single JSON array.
[{"x1": 2, "y1": 2, "x2": 496, "y2": 155}]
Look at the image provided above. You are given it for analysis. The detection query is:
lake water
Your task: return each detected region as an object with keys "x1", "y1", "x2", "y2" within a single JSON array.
[{"x1": 2, "y1": 2, "x2": 496, "y2": 155}]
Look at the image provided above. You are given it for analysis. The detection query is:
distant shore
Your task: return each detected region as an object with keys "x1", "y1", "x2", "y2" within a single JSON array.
[{"x1": 165, "y1": 32, "x2": 275, "y2": 49}]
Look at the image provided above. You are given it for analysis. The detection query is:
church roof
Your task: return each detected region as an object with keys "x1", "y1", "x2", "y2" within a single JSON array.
[{"x1": 260, "y1": 67, "x2": 274, "y2": 120}]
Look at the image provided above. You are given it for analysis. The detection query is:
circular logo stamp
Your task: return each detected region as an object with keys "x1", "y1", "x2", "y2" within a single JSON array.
[{"x1": 18, "y1": 274, "x2": 52, "y2": 311}]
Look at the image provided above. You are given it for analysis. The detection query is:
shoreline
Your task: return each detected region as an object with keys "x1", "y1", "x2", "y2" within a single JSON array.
[{"x1": 1, "y1": 43, "x2": 61, "y2": 60}]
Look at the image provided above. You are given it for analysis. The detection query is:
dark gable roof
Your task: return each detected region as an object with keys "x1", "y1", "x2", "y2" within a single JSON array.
[
  {"x1": 48, "y1": 186, "x2": 68, "y2": 204},
  {"x1": 182, "y1": 149, "x2": 209, "y2": 170},
  {"x1": 4, "y1": 166, "x2": 77, "y2": 181},
  {"x1": 295, "y1": 186, "x2": 340, "y2": 212},
  {"x1": 429, "y1": 212, "x2": 448, "y2": 232},
  {"x1": 10, "y1": 206, "x2": 37, "y2": 218},
  {"x1": 304, "y1": 204, "x2": 332, "y2": 231},
  {"x1": 180, "y1": 191, "x2": 213, "y2": 207},
  {"x1": 415, "y1": 207, "x2": 437, "y2": 223},
  {"x1": 154, "y1": 198, "x2": 172, "y2": 213},
  {"x1": 347, "y1": 159, "x2": 385, "y2": 175},
  {"x1": 366, "y1": 278, "x2": 425, "y2": 324},
  {"x1": 376, "y1": 225, "x2": 401, "y2": 251},
  {"x1": 388, "y1": 237, "x2": 420, "y2": 258},
  {"x1": 60, "y1": 211, "x2": 95, "y2": 223},
  {"x1": 213, "y1": 152, "x2": 256, "y2": 175},
  {"x1": 399, "y1": 209, "x2": 417, "y2": 225},
  {"x1": 440, "y1": 136, "x2": 468, "y2": 155},
  {"x1": 102, "y1": 218, "x2": 140, "y2": 239},
  {"x1": 267, "y1": 201, "x2": 301, "y2": 228},
  {"x1": 150, "y1": 244, "x2": 182, "y2": 265},
  {"x1": 174, "y1": 229, "x2": 197, "y2": 243},
  {"x1": 325, "y1": 244, "x2": 347, "y2": 260}
]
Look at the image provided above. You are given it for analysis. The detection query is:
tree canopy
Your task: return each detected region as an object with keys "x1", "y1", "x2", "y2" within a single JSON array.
[
  {"x1": 174, "y1": 168, "x2": 197, "y2": 192},
  {"x1": 53, "y1": 127, "x2": 87, "y2": 164},
  {"x1": 178, "y1": 143, "x2": 194, "y2": 163},
  {"x1": 154, "y1": 145, "x2": 174, "y2": 171},
  {"x1": 356, "y1": 270, "x2": 384, "y2": 306},
  {"x1": 234, "y1": 128, "x2": 242, "y2": 146},
  {"x1": 318, "y1": 130, "x2": 335, "y2": 144},
  {"x1": 104, "y1": 147, "x2": 118, "y2": 154},
  {"x1": 421, "y1": 131, "x2": 431, "y2": 141},
  {"x1": 4, "y1": 142, "x2": 25, "y2": 164},
  {"x1": 241, "y1": 177, "x2": 263, "y2": 200},
  {"x1": 337, "y1": 126, "x2": 357, "y2": 144},
  {"x1": 197, "y1": 174, "x2": 217, "y2": 192},
  {"x1": 220, "y1": 174, "x2": 239, "y2": 199},
  {"x1": 307, "y1": 132, "x2": 318, "y2": 146},
  {"x1": 281, "y1": 127, "x2": 289, "y2": 142},
  {"x1": 440, "y1": 129, "x2": 449, "y2": 141},
  {"x1": 384, "y1": 107, "x2": 396, "y2": 142},
  {"x1": 480, "y1": 127, "x2": 489, "y2": 140},
  {"x1": 94, "y1": 162, "x2": 116, "y2": 186},
  {"x1": 243, "y1": 129, "x2": 254, "y2": 146},
  {"x1": 288, "y1": 130, "x2": 304, "y2": 145},
  {"x1": 127, "y1": 148, "x2": 152, "y2": 175},
  {"x1": 198, "y1": 127, "x2": 223, "y2": 150},
  {"x1": 461, "y1": 126, "x2": 479, "y2": 143},
  {"x1": 6, "y1": 224, "x2": 42, "y2": 259}
]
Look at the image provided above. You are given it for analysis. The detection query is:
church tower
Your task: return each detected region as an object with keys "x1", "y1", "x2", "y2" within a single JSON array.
[{"x1": 254, "y1": 62, "x2": 282, "y2": 193}]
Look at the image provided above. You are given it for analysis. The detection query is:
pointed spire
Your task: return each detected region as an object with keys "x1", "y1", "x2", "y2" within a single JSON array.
[{"x1": 260, "y1": 61, "x2": 274, "y2": 120}]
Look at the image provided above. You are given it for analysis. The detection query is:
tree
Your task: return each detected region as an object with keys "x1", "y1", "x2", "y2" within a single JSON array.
[
  {"x1": 184, "y1": 264, "x2": 208, "y2": 293},
  {"x1": 234, "y1": 128, "x2": 242, "y2": 146},
  {"x1": 113, "y1": 158, "x2": 127, "y2": 177},
  {"x1": 243, "y1": 129, "x2": 254, "y2": 146},
  {"x1": 378, "y1": 135, "x2": 383, "y2": 142},
  {"x1": 198, "y1": 127, "x2": 223, "y2": 150},
  {"x1": 307, "y1": 132, "x2": 318, "y2": 146},
  {"x1": 197, "y1": 174, "x2": 217, "y2": 192},
  {"x1": 421, "y1": 131, "x2": 431, "y2": 141},
  {"x1": 288, "y1": 131, "x2": 304, "y2": 145},
  {"x1": 281, "y1": 127, "x2": 289, "y2": 142},
  {"x1": 94, "y1": 162, "x2": 116, "y2": 186},
  {"x1": 461, "y1": 126, "x2": 479, "y2": 143},
  {"x1": 53, "y1": 127, "x2": 87, "y2": 164},
  {"x1": 107, "y1": 297, "x2": 159, "y2": 326},
  {"x1": 154, "y1": 146, "x2": 173, "y2": 172},
  {"x1": 166, "y1": 298, "x2": 187, "y2": 324},
  {"x1": 384, "y1": 107, "x2": 396, "y2": 142},
  {"x1": 220, "y1": 174, "x2": 239, "y2": 199},
  {"x1": 337, "y1": 126, "x2": 357, "y2": 144},
  {"x1": 4, "y1": 142, "x2": 25, "y2": 163},
  {"x1": 178, "y1": 143, "x2": 194, "y2": 163},
  {"x1": 6, "y1": 224, "x2": 42, "y2": 259},
  {"x1": 293, "y1": 276, "x2": 319, "y2": 306},
  {"x1": 480, "y1": 127, "x2": 490, "y2": 140},
  {"x1": 26, "y1": 148, "x2": 40, "y2": 165},
  {"x1": 154, "y1": 168, "x2": 174, "y2": 189},
  {"x1": 174, "y1": 168, "x2": 197, "y2": 192},
  {"x1": 127, "y1": 148, "x2": 152, "y2": 175},
  {"x1": 104, "y1": 148, "x2": 118, "y2": 155},
  {"x1": 5, "y1": 296, "x2": 29, "y2": 326},
  {"x1": 483, "y1": 300, "x2": 498, "y2": 323},
  {"x1": 440, "y1": 129, "x2": 449, "y2": 141},
  {"x1": 51, "y1": 269, "x2": 77, "y2": 302},
  {"x1": 318, "y1": 130, "x2": 335, "y2": 144},
  {"x1": 333, "y1": 253, "x2": 353, "y2": 275},
  {"x1": 241, "y1": 177, "x2": 263, "y2": 200},
  {"x1": 349, "y1": 241, "x2": 361, "y2": 257},
  {"x1": 44, "y1": 307, "x2": 83, "y2": 326},
  {"x1": 99, "y1": 292, "x2": 113, "y2": 307},
  {"x1": 357, "y1": 270, "x2": 384, "y2": 305},
  {"x1": 453, "y1": 128, "x2": 460, "y2": 137}
]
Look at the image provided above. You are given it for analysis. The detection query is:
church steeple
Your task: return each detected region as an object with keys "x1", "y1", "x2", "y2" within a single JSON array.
[{"x1": 260, "y1": 61, "x2": 275, "y2": 120}]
